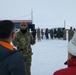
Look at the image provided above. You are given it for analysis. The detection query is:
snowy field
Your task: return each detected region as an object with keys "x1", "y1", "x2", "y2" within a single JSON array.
[{"x1": 31, "y1": 38, "x2": 68, "y2": 75}]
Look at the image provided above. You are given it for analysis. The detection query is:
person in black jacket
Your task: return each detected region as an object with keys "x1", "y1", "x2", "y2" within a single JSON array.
[{"x1": 0, "y1": 20, "x2": 27, "y2": 75}]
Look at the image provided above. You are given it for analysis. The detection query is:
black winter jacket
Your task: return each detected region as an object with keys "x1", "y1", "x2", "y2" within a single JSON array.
[{"x1": 0, "y1": 41, "x2": 26, "y2": 75}]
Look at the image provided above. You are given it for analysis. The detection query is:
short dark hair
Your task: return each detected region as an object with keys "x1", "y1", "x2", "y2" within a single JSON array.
[{"x1": 0, "y1": 20, "x2": 15, "y2": 39}]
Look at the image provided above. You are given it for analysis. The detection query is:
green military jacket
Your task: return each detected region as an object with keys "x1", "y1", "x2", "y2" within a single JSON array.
[{"x1": 13, "y1": 30, "x2": 35, "y2": 56}]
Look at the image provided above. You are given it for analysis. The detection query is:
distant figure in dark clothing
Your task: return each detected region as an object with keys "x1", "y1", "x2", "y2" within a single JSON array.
[
  {"x1": 63, "y1": 28, "x2": 66, "y2": 40},
  {"x1": 73, "y1": 28, "x2": 76, "y2": 34},
  {"x1": 45, "y1": 28, "x2": 49, "y2": 39},
  {"x1": 50, "y1": 29, "x2": 54, "y2": 39},
  {"x1": 57, "y1": 28, "x2": 61, "y2": 39},
  {"x1": 37, "y1": 27, "x2": 41, "y2": 41},
  {"x1": 41, "y1": 29, "x2": 44, "y2": 39},
  {"x1": 53, "y1": 29, "x2": 57, "y2": 38}
]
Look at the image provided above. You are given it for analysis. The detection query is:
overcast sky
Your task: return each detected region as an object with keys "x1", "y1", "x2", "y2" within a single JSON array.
[{"x1": 0, "y1": 0, "x2": 76, "y2": 28}]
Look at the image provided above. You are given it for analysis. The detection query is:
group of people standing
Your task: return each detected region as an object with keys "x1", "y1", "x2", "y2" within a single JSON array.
[
  {"x1": 36, "y1": 27, "x2": 75, "y2": 42},
  {"x1": 0, "y1": 19, "x2": 76, "y2": 75}
]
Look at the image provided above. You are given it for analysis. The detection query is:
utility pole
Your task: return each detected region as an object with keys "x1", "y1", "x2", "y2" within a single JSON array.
[
  {"x1": 64, "y1": 20, "x2": 66, "y2": 28},
  {"x1": 31, "y1": 9, "x2": 33, "y2": 23}
]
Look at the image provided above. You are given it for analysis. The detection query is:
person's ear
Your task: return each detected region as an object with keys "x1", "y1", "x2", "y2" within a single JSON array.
[
  {"x1": 11, "y1": 32, "x2": 15, "y2": 39},
  {"x1": 68, "y1": 52, "x2": 72, "y2": 60}
]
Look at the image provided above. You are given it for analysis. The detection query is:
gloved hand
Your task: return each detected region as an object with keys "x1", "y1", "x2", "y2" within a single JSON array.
[{"x1": 31, "y1": 52, "x2": 33, "y2": 55}]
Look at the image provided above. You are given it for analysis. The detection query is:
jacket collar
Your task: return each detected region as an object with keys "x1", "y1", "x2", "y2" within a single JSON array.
[
  {"x1": 68, "y1": 58, "x2": 76, "y2": 67},
  {"x1": 0, "y1": 41, "x2": 14, "y2": 50}
]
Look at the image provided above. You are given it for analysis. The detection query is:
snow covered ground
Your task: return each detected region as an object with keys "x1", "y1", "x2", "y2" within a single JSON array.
[{"x1": 31, "y1": 38, "x2": 68, "y2": 75}]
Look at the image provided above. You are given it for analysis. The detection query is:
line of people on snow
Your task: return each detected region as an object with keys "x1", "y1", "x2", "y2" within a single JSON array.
[{"x1": 35, "y1": 26, "x2": 75, "y2": 42}]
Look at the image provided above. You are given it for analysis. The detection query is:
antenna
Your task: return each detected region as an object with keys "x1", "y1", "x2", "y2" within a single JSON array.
[{"x1": 64, "y1": 20, "x2": 66, "y2": 28}]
